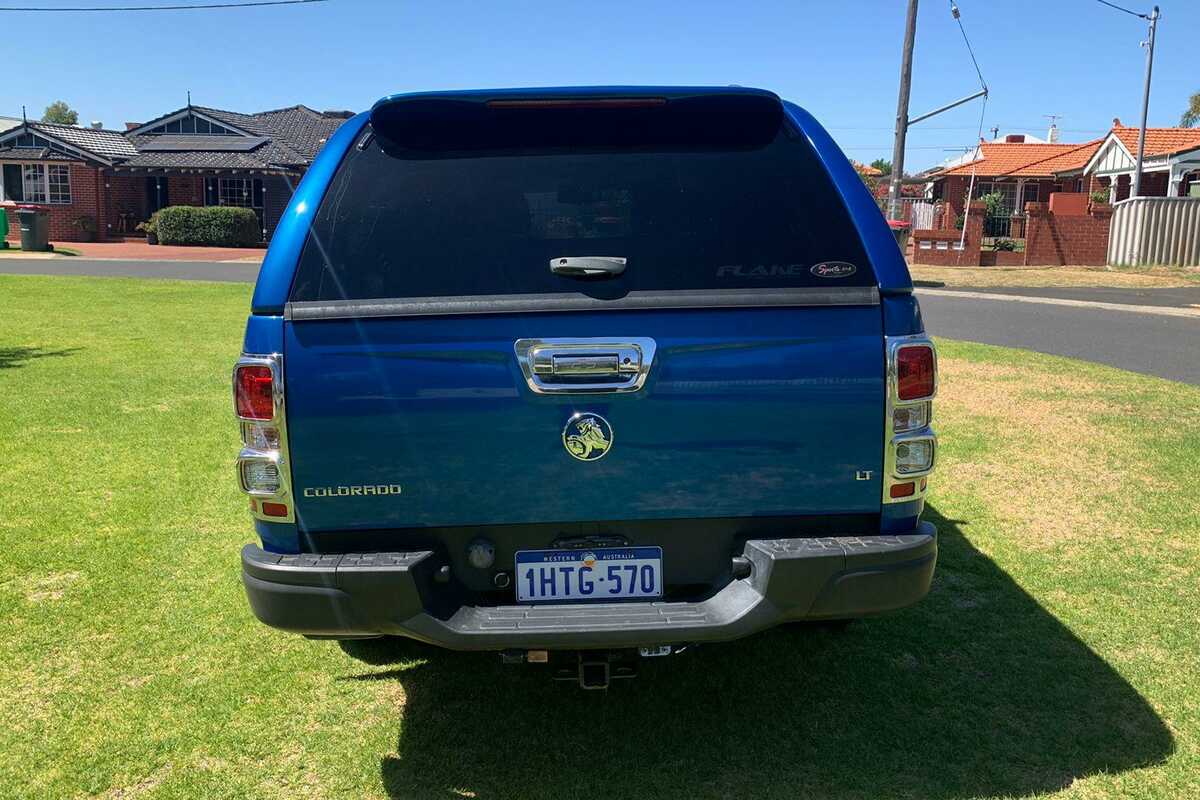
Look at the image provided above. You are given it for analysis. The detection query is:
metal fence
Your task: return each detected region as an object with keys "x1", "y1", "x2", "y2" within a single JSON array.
[
  {"x1": 1108, "y1": 197, "x2": 1200, "y2": 267},
  {"x1": 883, "y1": 198, "x2": 938, "y2": 229},
  {"x1": 983, "y1": 214, "x2": 1012, "y2": 238}
]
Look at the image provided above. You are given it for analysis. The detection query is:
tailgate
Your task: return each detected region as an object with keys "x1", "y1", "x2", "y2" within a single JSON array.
[
  {"x1": 284, "y1": 306, "x2": 883, "y2": 532},
  {"x1": 277, "y1": 89, "x2": 888, "y2": 533}
]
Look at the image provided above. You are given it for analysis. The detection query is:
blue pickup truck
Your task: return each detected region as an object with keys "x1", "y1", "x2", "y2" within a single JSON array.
[{"x1": 235, "y1": 87, "x2": 938, "y2": 688}]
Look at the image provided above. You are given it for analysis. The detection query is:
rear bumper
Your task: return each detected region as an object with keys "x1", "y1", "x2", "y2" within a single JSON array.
[{"x1": 241, "y1": 521, "x2": 936, "y2": 650}]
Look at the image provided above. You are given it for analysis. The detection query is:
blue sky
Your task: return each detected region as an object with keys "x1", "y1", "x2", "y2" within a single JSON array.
[{"x1": 3, "y1": 0, "x2": 1196, "y2": 171}]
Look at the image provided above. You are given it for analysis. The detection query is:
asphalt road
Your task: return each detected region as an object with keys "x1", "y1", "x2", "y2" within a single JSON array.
[
  {"x1": 0, "y1": 257, "x2": 261, "y2": 283},
  {"x1": 3, "y1": 258, "x2": 1197, "y2": 384},
  {"x1": 917, "y1": 289, "x2": 1200, "y2": 385},
  {"x1": 921, "y1": 283, "x2": 1200, "y2": 309}
]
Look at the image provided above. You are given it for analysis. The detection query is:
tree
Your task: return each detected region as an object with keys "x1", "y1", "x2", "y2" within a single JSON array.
[
  {"x1": 1182, "y1": 92, "x2": 1200, "y2": 128},
  {"x1": 869, "y1": 158, "x2": 893, "y2": 176},
  {"x1": 857, "y1": 171, "x2": 879, "y2": 195},
  {"x1": 41, "y1": 101, "x2": 78, "y2": 125}
]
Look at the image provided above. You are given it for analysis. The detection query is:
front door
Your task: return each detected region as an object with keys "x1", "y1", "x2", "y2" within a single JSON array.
[{"x1": 146, "y1": 177, "x2": 169, "y2": 215}]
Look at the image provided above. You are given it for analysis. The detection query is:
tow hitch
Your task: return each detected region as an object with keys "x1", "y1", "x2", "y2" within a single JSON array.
[{"x1": 501, "y1": 646, "x2": 687, "y2": 689}]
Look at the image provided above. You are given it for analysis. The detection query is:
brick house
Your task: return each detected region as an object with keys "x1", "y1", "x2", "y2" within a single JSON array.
[
  {"x1": 929, "y1": 137, "x2": 1103, "y2": 223},
  {"x1": 929, "y1": 123, "x2": 1200, "y2": 221},
  {"x1": 0, "y1": 104, "x2": 349, "y2": 244},
  {"x1": 1074, "y1": 120, "x2": 1200, "y2": 202}
]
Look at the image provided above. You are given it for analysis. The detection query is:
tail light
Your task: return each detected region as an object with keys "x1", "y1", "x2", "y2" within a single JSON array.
[
  {"x1": 233, "y1": 354, "x2": 293, "y2": 522},
  {"x1": 884, "y1": 336, "x2": 937, "y2": 504},
  {"x1": 896, "y1": 344, "x2": 936, "y2": 400},
  {"x1": 234, "y1": 364, "x2": 275, "y2": 420}
]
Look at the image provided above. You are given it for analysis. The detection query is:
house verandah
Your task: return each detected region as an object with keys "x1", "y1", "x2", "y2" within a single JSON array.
[
  {"x1": 1076, "y1": 123, "x2": 1200, "y2": 203},
  {"x1": 99, "y1": 168, "x2": 297, "y2": 240},
  {"x1": 1, "y1": 154, "x2": 298, "y2": 244},
  {"x1": 1, "y1": 104, "x2": 347, "y2": 244}
]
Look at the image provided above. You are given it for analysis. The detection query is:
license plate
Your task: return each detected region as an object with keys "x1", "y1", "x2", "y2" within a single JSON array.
[{"x1": 515, "y1": 547, "x2": 663, "y2": 603}]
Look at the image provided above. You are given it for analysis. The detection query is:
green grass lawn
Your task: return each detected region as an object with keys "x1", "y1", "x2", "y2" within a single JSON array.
[
  {"x1": 1, "y1": 274, "x2": 1198, "y2": 799},
  {"x1": 0, "y1": 244, "x2": 81, "y2": 256}
]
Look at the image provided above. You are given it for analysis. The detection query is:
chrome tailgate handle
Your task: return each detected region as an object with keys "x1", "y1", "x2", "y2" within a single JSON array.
[{"x1": 516, "y1": 338, "x2": 656, "y2": 394}]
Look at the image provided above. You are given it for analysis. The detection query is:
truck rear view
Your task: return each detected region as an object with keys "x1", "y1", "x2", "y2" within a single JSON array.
[{"x1": 235, "y1": 87, "x2": 938, "y2": 688}]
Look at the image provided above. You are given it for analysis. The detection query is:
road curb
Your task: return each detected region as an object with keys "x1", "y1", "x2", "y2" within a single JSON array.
[{"x1": 917, "y1": 288, "x2": 1200, "y2": 319}]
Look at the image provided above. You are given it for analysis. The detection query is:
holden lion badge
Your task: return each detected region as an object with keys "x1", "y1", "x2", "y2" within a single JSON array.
[{"x1": 562, "y1": 413, "x2": 613, "y2": 461}]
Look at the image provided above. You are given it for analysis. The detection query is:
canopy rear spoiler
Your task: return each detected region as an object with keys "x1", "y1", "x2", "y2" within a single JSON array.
[{"x1": 368, "y1": 86, "x2": 785, "y2": 154}]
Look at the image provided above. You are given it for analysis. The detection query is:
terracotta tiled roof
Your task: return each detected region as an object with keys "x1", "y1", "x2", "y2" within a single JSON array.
[
  {"x1": 1110, "y1": 123, "x2": 1200, "y2": 157},
  {"x1": 852, "y1": 161, "x2": 882, "y2": 176},
  {"x1": 1023, "y1": 139, "x2": 1103, "y2": 175},
  {"x1": 935, "y1": 142, "x2": 1099, "y2": 178}
]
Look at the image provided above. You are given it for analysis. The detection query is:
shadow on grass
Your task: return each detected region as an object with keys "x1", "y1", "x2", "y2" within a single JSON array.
[
  {"x1": 342, "y1": 507, "x2": 1172, "y2": 800},
  {"x1": 0, "y1": 346, "x2": 82, "y2": 370}
]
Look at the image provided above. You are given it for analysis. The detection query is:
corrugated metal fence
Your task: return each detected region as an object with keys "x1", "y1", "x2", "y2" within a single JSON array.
[{"x1": 1108, "y1": 197, "x2": 1200, "y2": 267}]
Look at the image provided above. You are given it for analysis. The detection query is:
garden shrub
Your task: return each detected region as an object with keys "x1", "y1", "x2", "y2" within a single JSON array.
[{"x1": 155, "y1": 206, "x2": 260, "y2": 247}]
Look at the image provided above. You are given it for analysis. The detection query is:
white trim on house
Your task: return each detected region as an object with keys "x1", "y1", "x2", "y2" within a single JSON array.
[
  {"x1": 1082, "y1": 133, "x2": 1135, "y2": 176},
  {"x1": 0, "y1": 162, "x2": 72, "y2": 204},
  {"x1": 1083, "y1": 132, "x2": 1200, "y2": 177},
  {"x1": 1081, "y1": 130, "x2": 1200, "y2": 198},
  {"x1": 125, "y1": 108, "x2": 255, "y2": 138},
  {"x1": 0, "y1": 125, "x2": 111, "y2": 166}
]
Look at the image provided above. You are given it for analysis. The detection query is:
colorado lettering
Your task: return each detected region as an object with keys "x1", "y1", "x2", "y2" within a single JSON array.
[{"x1": 302, "y1": 484, "x2": 403, "y2": 498}]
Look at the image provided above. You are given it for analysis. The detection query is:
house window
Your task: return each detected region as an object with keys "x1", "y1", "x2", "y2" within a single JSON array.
[
  {"x1": 1023, "y1": 183, "x2": 1041, "y2": 206},
  {"x1": 218, "y1": 177, "x2": 254, "y2": 207},
  {"x1": 48, "y1": 164, "x2": 71, "y2": 204},
  {"x1": 3, "y1": 164, "x2": 72, "y2": 204},
  {"x1": 22, "y1": 165, "x2": 47, "y2": 203},
  {"x1": 974, "y1": 180, "x2": 1018, "y2": 214},
  {"x1": 204, "y1": 175, "x2": 265, "y2": 239}
]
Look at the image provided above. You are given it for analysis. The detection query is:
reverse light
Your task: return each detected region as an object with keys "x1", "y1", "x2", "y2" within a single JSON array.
[
  {"x1": 895, "y1": 439, "x2": 934, "y2": 475},
  {"x1": 896, "y1": 345, "x2": 936, "y2": 401},
  {"x1": 234, "y1": 364, "x2": 275, "y2": 420},
  {"x1": 239, "y1": 458, "x2": 281, "y2": 495}
]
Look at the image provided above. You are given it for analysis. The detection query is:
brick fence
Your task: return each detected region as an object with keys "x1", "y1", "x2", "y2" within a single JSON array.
[
  {"x1": 1024, "y1": 201, "x2": 1113, "y2": 266},
  {"x1": 910, "y1": 195, "x2": 1114, "y2": 267},
  {"x1": 911, "y1": 201, "x2": 984, "y2": 266}
]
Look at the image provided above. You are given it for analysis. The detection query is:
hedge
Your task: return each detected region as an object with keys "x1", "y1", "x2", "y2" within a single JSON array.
[{"x1": 155, "y1": 206, "x2": 261, "y2": 247}]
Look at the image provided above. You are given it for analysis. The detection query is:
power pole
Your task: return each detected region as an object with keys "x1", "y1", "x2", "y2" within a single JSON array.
[
  {"x1": 1132, "y1": 5, "x2": 1159, "y2": 198},
  {"x1": 888, "y1": 0, "x2": 919, "y2": 220}
]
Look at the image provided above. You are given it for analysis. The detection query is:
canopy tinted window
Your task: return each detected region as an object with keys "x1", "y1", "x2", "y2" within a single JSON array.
[{"x1": 290, "y1": 99, "x2": 875, "y2": 302}]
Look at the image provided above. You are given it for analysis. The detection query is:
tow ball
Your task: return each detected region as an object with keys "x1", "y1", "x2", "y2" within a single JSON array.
[{"x1": 501, "y1": 645, "x2": 687, "y2": 689}]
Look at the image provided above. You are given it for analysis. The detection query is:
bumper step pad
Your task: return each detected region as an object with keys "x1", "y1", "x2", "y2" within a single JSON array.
[{"x1": 241, "y1": 523, "x2": 936, "y2": 649}]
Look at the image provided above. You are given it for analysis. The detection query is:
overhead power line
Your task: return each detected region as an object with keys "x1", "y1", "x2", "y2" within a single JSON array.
[
  {"x1": 1094, "y1": 0, "x2": 1150, "y2": 19},
  {"x1": 0, "y1": 0, "x2": 327, "y2": 11},
  {"x1": 950, "y1": 1, "x2": 987, "y2": 93}
]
